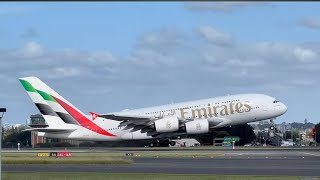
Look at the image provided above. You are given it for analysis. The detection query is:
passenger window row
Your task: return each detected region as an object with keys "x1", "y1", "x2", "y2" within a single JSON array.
[{"x1": 145, "y1": 99, "x2": 242, "y2": 115}]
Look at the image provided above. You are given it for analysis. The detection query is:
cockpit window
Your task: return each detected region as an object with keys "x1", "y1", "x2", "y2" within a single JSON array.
[{"x1": 273, "y1": 100, "x2": 279, "y2": 103}]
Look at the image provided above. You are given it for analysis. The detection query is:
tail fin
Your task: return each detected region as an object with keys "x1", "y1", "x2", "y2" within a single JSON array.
[
  {"x1": 19, "y1": 76, "x2": 116, "y2": 137},
  {"x1": 19, "y1": 77, "x2": 67, "y2": 128},
  {"x1": 19, "y1": 76, "x2": 85, "y2": 126}
]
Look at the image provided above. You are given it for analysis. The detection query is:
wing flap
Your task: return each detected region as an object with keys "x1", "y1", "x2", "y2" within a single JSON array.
[
  {"x1": 99, "y1": 114, "x2": 154, "y2": 121},
  {"x1": 98, "y1": 113, "x2": 156, "y2": 128}
]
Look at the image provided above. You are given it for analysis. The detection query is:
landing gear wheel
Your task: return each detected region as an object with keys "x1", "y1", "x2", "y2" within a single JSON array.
[
  {"x1": 161, "y1": 140, "x2": 170, "y2": 147},
  {"x1": 149, "y1": 142, "x2": 154, "y2": 147},
  {"x1": 170, "y1": 141, "x2": 176, "y2": 146}
]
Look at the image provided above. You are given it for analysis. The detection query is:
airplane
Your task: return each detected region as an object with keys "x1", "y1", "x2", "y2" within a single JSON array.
[{"x1": 19, "y1": 76, "x2": 287, "y2": 147}]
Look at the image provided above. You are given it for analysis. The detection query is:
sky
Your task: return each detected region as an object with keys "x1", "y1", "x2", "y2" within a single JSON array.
[{"x1": 1, "y1": 2, "x2": 320, "y2": 125}]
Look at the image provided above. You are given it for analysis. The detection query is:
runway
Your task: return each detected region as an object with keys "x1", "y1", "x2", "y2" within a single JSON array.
[{"x1": 4, "y1": 150, "x2": 320, "y2": 176}]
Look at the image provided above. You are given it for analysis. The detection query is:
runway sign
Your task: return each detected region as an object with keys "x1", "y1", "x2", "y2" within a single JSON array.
[
  {"x1": 37, "y1": 152, "x2": 72, "y2": 157},
  {"x1": 50, "y1": 152, "x2": 57, "y2": 157},
  {"x1": 57, "y1": 152, "x2": 72, "y2": 157},
  {"x1": 37, "y1": 152, "x2": 50, "y2": 157},
  {"x1": 224, "y1": 136, "x2": 240, "y2": 142}
]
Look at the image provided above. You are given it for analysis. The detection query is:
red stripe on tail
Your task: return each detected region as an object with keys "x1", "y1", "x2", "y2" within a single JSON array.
[{"x1": 53, "y1": 97, "x2": 116, "y2": 137}]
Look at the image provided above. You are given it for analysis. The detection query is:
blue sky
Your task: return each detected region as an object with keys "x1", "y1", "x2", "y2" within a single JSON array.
[{"x1": 1, "y1": 2, "x2": 320, "y2": 125}]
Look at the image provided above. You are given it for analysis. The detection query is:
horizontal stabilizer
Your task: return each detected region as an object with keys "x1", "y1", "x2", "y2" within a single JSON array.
[{"x1": 23, "y1": 128, "x2": 76, "y2": 133}]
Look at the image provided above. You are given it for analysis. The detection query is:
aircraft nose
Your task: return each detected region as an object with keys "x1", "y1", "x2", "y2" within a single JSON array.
[
  {"x1": 280, "y1": 103, "x2": 287, "y2": 114},
  {"x1": 274, "y1": 102, "x2": 287, "y2": 115}
]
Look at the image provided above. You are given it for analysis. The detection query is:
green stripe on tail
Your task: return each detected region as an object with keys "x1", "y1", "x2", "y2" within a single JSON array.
[
  {"x1": 37, "y1": 90, "x2": 57, "y2": 102},
  {"x1": 19, "y1": 79, "x2": 37, "y2": 92}
]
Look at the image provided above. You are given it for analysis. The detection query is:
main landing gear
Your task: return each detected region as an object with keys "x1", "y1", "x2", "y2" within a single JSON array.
[{"x1": 149, "y1": 139, "x2": 176, "y2": 147}]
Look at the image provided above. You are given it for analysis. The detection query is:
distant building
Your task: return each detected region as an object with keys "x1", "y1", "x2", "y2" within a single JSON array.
[
  {"x1": 29, "y1": 114, "x2": 48, "y2": 128},
  {"x1": 276, "y1": 122, "x2": 291, "y2": 132},
  {"x1": 31, "y1": 131, "x2": 46, "y2": 147},
  {"x1": 29, "y1": 114, "x2": 83, "y2": 147},
  {"x1": 172, "y1": 138, "x2": 200, "y2": 147}
]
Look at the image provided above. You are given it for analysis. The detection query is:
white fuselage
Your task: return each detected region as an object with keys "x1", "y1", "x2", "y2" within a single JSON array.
[{"x1": 43, "y1": 93, "x2": 287, "y2": 141}]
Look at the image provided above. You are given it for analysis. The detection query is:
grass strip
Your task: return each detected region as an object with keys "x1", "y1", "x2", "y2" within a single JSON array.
[
  {"x1": 3, "y1": 157, "x2": 132, "y2": 165},
  {"x1": 133, "y1": 152, "x2": 224, "y2": 158},
  {"x1": 2, "y1": 172, "x2": 312, "y2": 180},
  {"x1": 3, "y1": 152, "x2": 225, "y2": 158}
]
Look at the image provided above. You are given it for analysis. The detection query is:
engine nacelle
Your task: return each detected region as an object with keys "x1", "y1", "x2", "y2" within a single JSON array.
[
  {"x1": 154, "y1": 116, "x2": 179, "y2": 133},
  {"x1": 185, "y1": 119, "x2": 209, "y2": 134}
]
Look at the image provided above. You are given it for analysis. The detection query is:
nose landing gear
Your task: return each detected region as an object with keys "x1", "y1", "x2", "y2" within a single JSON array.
[{"x1": 269, "y1": 118, "x2": 276, "y2": 137}]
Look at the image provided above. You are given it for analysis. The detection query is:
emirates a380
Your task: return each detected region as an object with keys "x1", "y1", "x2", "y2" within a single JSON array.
[{"x1": 20, "y1": 76, "x2": 287, "y2": 147}]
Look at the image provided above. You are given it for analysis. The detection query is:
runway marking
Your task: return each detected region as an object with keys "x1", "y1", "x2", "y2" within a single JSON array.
[{"x1": 301, "y1": 152, "x2": 320, "y2": 157}]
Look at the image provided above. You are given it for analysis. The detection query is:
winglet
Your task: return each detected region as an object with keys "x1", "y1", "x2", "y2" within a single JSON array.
[{"x1": 89, "y1": 112, "x2": 100, "y2": 121}]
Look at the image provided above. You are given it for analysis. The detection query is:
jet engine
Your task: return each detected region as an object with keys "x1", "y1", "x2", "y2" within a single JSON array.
[
  {"x1": 185, "y1": 119, "x2": 209, "y2": 134},
  {"x1": 154, "y1": 116, "x2": 179, "y2": 133}
]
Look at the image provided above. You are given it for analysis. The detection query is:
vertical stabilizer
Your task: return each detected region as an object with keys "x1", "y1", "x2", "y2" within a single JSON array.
[
  {"x1": 19, "y1": 76, "x2": 115, "y2": 137},
  {"x1": 19, "y1": 77, "x2": 67, "y2": 128}
]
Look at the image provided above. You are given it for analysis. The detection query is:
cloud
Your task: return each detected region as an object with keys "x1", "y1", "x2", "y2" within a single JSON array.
[
  {"x1": 185, "y1": 2, "x2": 270, "y2": 13},
  {"x1": 130, "y1": 28, "x2": 189, "y2": 67},
  {"x1": 198, "y1": 26, "x2": 233, "y2": 46},
  {"x1": 0, "y1": 42, "x2": 120, "y2": 82},
  {"x1": 20, "y1": 66, "x2": 84, "y2": 80},
  {"x1": 300, "y1": 17, "x2": 320, "y2": 30},
  {"x1": 293, "y1": 47, "x2": 317, "y2": 62},
  {"x1": 130, "y1": 48, "x2": 177, "y2": 66},
  {"x1": 16, "y1": 41, "x2": 44, "y2": 58},
  {"x1": 88, "y1": 50, "x2": 117, "y2": 64},
  {"x1": 224, "y1": 59, "x2": 265, "y2": 67},
  {"x1": 83, "y1": 88, "x2": 113, "y2": 96},
  {"x1": 48, "y1": 67, "x2": 82, "y2": 79},
  {"x1": 251, "y1": 42, "x2": 318, "y2": 63},
  {"x1": 2, "y1": 30, "x2": 319, "y2": 91},
  {"x1": 135, "y1": 28, "x2": 187, "y2": 57},
  {"x1": 2, "y1": 28, "x2": 320, "y2": 126},
  {"x1": 138, "y1": 28, "x2": 185, "y2": 48}
]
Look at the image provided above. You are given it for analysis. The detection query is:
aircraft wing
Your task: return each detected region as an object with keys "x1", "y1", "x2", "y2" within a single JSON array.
[
  {"x1": 97, "y1": 113, "x2": 231, "y2": 135},
  {"x1": 99, "y1": 114, "x2": 154, "y2": 122},
  {"x1": 97, "y1": 113, "x2": 175, "y2": 135},
  {"x1": 98, "y1": 113, "x2": 156, "y2": 131}
]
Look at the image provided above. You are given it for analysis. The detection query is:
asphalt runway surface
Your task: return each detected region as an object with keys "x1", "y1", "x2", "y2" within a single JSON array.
[{"x1": 4, "y1": 150, "x2": 320, "y2": 176}]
